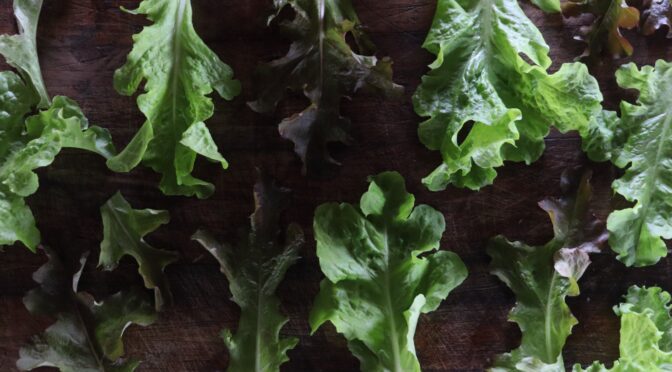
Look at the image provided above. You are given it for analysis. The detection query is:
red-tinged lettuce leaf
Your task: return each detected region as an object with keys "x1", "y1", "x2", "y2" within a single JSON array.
[
  {"x1": 562, "y1": 0, "x2": 640, "y2": 59},
  {"x1": 193, "y1": 172, "x2": 303, "y2": 372},
  {"x1": 0, "y1": 0, "x2": 49, "y2": 108},
  {"x1": 17, "y1": 248, "x2": 156, "y2": 371},
  {"x1": 413, "y1": 0, "x2": 602, "y2": 191},
  {"x1": 310, "y1": 171, "x2": 467, "y2": 371},
  {"x1": 99, "y1": 192, "x2": 178, "y2": 310},
  {"x1": 248, "y1": 0, "x2": 403, "y2": 175},
  {"x1": 107, "y1": 0, "x2": 241, "y2": 199},
  {"x1": 642, "y1": 0, "x2": 672, "y2": 36},
  {"x1": 573, "y1": 286, "x2": 672, "y2": 371},
  {"x1": 488, "y1": 170, "x2": 607, "y2": 369}
]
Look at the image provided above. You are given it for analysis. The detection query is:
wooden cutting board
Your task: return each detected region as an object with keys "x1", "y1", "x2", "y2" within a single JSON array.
[{"x1": 1, "y1": 0, "x2": 671, "y2": 371}]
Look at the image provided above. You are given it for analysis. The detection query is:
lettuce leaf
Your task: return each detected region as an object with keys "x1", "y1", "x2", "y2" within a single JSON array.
[
  {"x1": 562, "y1": 0, "x2": 640, "y2": 59},
  {"x1": 573, "y1": 286, "x2": 672, "y2": 371},
  {"x1": 0, "y1": 0, "x2": 49, "y2": 107},
  {"x1": 193, "y1": 172, "x2": 303, "y2": 371},
  {"x1": 17, "y1": 247, "x2": 156, "y2": 371},
  {"x1": 108, "y1": 0, "x2": 241, "y2": 198},
  {"x1": 248, "y1": 0, "x2": 403, "y2": 174},
  {"x1": 488, "y1": 170, "x2": 607, "y2": 370},
  {"x1": 310, "y1": 171, "x2": 467, "y2": 371},
  {"x1": 100, "y1": 192, "x2": 178, "y2": 310},
  {"x1": 0, "y1": 0, "x2": 115, "y2": 250},
  {"x1": 413, "y1": 0, "x2": 602, "y2": 191},
  {"x1": 587, "y1": 61, "x2": 672, "y2": 267}
]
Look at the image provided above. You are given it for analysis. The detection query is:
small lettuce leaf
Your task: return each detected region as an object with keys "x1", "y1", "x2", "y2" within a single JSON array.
[
  {"x1": 573, "y1": 286, "x2": 672, "y2": 371},
  {"x1": 413, "y1": 0, "x2": 602, "y2": 191},
  {"x1": 17, "y1": 247, "x2": 156, "y2": 371},
  {"x1": 108, "y1": 0, "x2": 241, "y2": 198},
  {"x1": 642, "y1": 0, "x2": 672, "y2": 37},
  {"x1": 587, "y1": 61, "x2": 672, "y2": 267},
  {"x1": 0, "y1": 76, "x2": 115, "y2": 250},
  {"x1": 100, "y1": 192, "x2": 178, "y2": 310},
  {"x1": 248, "y1": 0, "x2": 403, "y2": 174},
  {"x1": 562, "y1": 0, "x2": 640, "y2": 59},
  {"x1": 310, "y1": 171, "x2": 467, "y2": 371},
  {"x1": 193, "y1": 172, "x2": 303, "y2": 371},
  {"x1": 488, "y1": 170, "x2": 607, "y2": 369},
  {"x1": 0, "y1": 0, "x2": 49, "y2": 107}
]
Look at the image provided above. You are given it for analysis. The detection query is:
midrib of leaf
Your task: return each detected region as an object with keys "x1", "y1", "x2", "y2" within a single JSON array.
[
  {"x1": 317, "y1": 0, "x2": 325, "y2": 104},
  {"x1": 71, "y1": 295, "x2": 107, "y2": 371},
  {"x1": 478, "y1": 0, "x2": 496, "y2": 77},
  {"x1": 169, "y1": 0, "x2": 187, "y2": 146},
  {"x1": 590, "y1": 0, "x2": 620, "y2": 47},
  {"x1": 381, "y1": 227, "x2": 403, "y2": 372},
  {"x1": 544, "y1": 270, "x2": 558, "y2": 362},
  {"x1": 633, "y1": 110, "x2": 672, "y2": 242},
  {"x1": 108, "y1": 205, "x2": 141, "y2": 263},
  {"x1": 255, "y1": 263, "x2": 265, "y2": 372}
]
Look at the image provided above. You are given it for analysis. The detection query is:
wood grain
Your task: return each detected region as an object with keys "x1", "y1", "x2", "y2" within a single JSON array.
[{"x1": 1, "y1": 0, "x2": 671, "y2": 371}]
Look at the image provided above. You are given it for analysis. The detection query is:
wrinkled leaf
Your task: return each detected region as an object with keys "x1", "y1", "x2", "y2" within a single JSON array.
[
  {"x1": 100, "y1": 192, "x2": 178, "y2": 310},
  {"x1": 249, "y1": 0, "x2": 403, "y2": 174},
  {"x1": 310, "y1": 171, "x2": 467, "y2": 371},
  {"x1": 108, "y1": 0, "x2": 241, "y2": 198},
  {"x1": 17, "y1": 247, "x2": 156, "y2": 371},
  {"x1": 0, "y1": 0, "x2": 49, "y2": 107},
  {"x1": 413, "y1": 0, "x2": 602, "y2": 191},
  {"x1": 587, "y1": 61, "x2": 672, "y2": 267},
  {"x1": 573, "y1": 286, "x2": 672, "y2": 371},
  {"x1": 0, "y1": 74, "x2": 115, "y2": 250},
  {"x1": 642, "y1": 0, "x2": 672, "y2": 36},
  {"x1": 193, "y1": 172, "x2": 303, "y2": 372},
  {"x1": 562, "y1": 0, "x2": 640, "y2": 59},
  {"x1": 488, "y1": 170, "x2": 607, "y2": 369}
]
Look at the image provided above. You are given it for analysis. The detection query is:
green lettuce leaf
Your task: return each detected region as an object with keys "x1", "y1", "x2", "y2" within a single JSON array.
[
  {"x1": 413, "y1": 0, "x2": 602, "y2": 191},
  {"x1": 17, "y1": 247, "x2": 157, "y2": 371},
  {"x1": 310, "y1": 171, "x2": 467, "y2": 371},
  {"x1": 562, "y1": 0, "x2": 640, "y2": 59},
  {"x1": 573, "y1": 286, "x2": 672, "y2": 371},
  {"x1": 0, "y1": 78, "x2": 115, "y2": 250},
  {"x1": 192, "y1": 172, "x2": 303, "y2": 371},
  {"x1": 488, "y1": 170, "x2": 607, "y2": 370},
  {"x1": 587, "y1": 61, "x2": 672, "y2": 267},
  {"x1": 248, "y1": 0, "x2": 403, "y2": 174},
  {"x1": 0, "y1": 0, "x2": 49, "y2": 107},
  {"x1": 108, "y1": 0, "x2": 241, "y2": 198},
  {"x1": 0, "y1": 0, "x2": 115, "y2": 250},
  {"x1": 99, "y1": 192, "x2": 178, "y2": 310}
]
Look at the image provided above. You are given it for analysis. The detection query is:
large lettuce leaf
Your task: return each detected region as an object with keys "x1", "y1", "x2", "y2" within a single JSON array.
[
  {"x1": 249, "y1": 0, "x2": 403, "y2": 174},
  {"x1": 573, "y1": 286, "x2": 672, "y2": 371},
  {"x1": 488, "y1": 170, "x2": 606, "y2": 370},
  {"x1": 193, "y1": 173, "x2": 303, "y2": 371},
  {"x1": 108, "y1": 0, "x2": 241, "y2": 198},
  {"x1": 17, "y1": 248, "x2": 156, "y2": 371},
  {"x1": 310, "y1": 171, "x2": 467, "y2": 371},
  {"x1": 413, "y1": 0, "x2": 602, "y2": 191},
  {"x1": 586, "y1": 61, "x2": 672, "y2": 267}
]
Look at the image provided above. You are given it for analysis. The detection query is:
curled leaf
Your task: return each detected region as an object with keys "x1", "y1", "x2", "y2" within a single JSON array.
[
  {"x1": 249, "y1": 0, "x2": 403, "y2": 174},
  {"x1": 488, "y1": 170, "x2": 606, "y2": 369},
  {"x1": 413, "y1": 0, "x2": 602, "y2": 191},
  {"x1": 573, "y1": 286, "x2": 672, "y2": 371},
  {"x1": 108, "y1": 0, "x2": 241, "y2": 198},
  {"x1": 310, "y1": 171, "x2": 467, "y2": 371},
  {"x1": 193, "y1": 172, "x2": 303, "y2": 371},
  {"x1": 17, "y1": 248, "x2": 156, "y2": 371},
  {"x1": 642, "y1": 0, "x2": 672, "y2": 36},
  {"x1": 100, "y1": 192, "x2": 178, "y2": 310}
]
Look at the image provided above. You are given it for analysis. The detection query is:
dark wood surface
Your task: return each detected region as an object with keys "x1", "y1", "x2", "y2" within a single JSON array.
[{"x1": 1, "y1": 0, "x2": 672, "y2": 371}]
